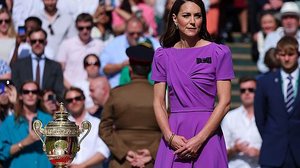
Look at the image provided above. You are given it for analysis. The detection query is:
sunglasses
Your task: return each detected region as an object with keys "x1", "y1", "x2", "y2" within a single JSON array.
[
  {"x1": 0, "y1": 19, "x2": 10, "y2": 24},
  {"x1": 240, "y1": 88, "x2": 255, "y2": 94},
  {"x1": 65, "y1": 96, "x2": 83, "y2": 104},
  {"x1": 30, "y1": 39, "x2": 45, "y2": 44},
  {"x1": 84, "y1": 61, "x2": 100, "y2": 67},
  {"x1": 77, "y1": 26, "x2": 93, "y2": 31},
  {"x1": 22, "y1": 89, "x2": 39, "y2": 95},
  {"x1": 128, "y1": 32, "x2": 142, "y2": 36}
]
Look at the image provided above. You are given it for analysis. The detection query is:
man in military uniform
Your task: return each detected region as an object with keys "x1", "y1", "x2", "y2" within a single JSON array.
[{"x1": 99, "y1": 42, "x2": 161, "y2": 168}]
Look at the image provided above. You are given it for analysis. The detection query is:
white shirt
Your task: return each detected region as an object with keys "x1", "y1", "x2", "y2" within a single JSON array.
[
  {"x1": 34, "y1": 9, "x2": 77, "y2": 55},
  {"x1": 281, "y1": 68, "x2": 299, "y2": 100},
  {"x1": 56, "y1": 36, "x2": 105, "y2": 85},
  {"x1": 57, "y1": 0, "x2": 99, "y2": 20},
  {"x1": 222, "y1": 106, "x2": 262, "y2": 168},
  {"x1": 12, "y1": 0, "x2": 43, "y2": 30},
  {"x1": 257, "y1": 27, "x2": 300, "y2": 73},
  {"x1": 31, "y1": 54, "x2": 46, "y2": 86},
  {"x1": 69, "y1": 112, "x2": 110, "y2": 167}
]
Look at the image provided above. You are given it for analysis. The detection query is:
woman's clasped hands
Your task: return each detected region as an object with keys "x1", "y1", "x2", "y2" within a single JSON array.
[{"x1": 168, "y1": 133, "x2": 204, "y2": 160}]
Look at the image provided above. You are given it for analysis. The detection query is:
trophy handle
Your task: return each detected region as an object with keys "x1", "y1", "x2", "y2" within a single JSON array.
[
  {"x1": 33, "y1": 120, "x2": 45, "y2": 146},
  {"x1": 78, "y1": 121, "x2": 91, "y2": 145}
]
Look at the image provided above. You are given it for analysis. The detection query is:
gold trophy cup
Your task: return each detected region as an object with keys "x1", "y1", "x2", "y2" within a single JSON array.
[{"x1": 33, "y1": 103, "x2": 91, "y2": 168}]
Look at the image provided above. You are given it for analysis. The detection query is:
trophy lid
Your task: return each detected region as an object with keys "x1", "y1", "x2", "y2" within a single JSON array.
[{"x1": 44, "y1": 103, "x2": 80, "y2": 137}]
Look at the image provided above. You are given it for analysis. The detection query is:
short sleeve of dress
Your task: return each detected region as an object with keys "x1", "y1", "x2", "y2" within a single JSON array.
[
  {"x1": 215, "y1": 44, "x2": 235, "y2": 80},
  {"x1": 151, "y1": 47, "x2": 167, "y2": 82}
]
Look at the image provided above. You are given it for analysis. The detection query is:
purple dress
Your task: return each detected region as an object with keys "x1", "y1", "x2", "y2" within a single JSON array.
[{"x1": 151, "y1": 43, "x2": 234, "y2": 168}]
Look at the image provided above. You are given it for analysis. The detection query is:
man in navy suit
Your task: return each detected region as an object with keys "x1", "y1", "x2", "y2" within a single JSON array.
[
  {"x1": 254, "y1": 36, "x2": 300, "y2": 168},
  {"x1": 11, "y1": 28, "x2": 64, "y2": 98}
]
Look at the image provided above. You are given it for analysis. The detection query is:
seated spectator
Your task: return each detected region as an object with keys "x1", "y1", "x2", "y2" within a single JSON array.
[
  {"x1": 257, "y1": 2, "x2": 300, "y2": 73},
  {"x1": 10, "y1": 16, "x2": 55, "y2": 65},
  {"x1": 64, "y1": 87, "x2": 110, "y2": 168},
  {"x1": 40, "y1": 89, "x2": 58, "y2": 116},
  {"x1": 252, "y1": 10, "x2": 279, "y2": 62},
  {"x1": 100, "y1": 16, "x2": 160, "y2": 88},
  {"x1": 0, "y1": 80, "x2": 17, "y2": 124},
  {"x1": 0, "y1": 8, "x2": 16, "y2": 63},
  {"x1": 89, "y1": 76, "x2": 110, "y2": 118},
  {"x1": 56, "y1": 13, "x2": 105, "y2": 89},
  {"x1": 0, "y1": 81, "x2": 53, "y2": 168},
  {"x1": 92, "y1": 3, "x2": 115, "y2": 46},
  {"x1": 112, "y1": 0, "x2": 157, "y2": 36},
  {"x1": 34, "y1": 0, "x2": 77, "y2": 56},
  {"x1": 11, "y1": 28, "x2": 64, "y2": 98},
  {"x1": 222, "y1": 76, "x2": 262, "y2": 168},
  {"x1": 73, "y1": 53, "x2": 110, "y2": 116}
]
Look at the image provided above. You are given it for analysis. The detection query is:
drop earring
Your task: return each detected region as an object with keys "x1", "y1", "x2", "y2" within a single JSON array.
[{"x1": 175, "y1": 23, "x2": 178, "y2": 29}]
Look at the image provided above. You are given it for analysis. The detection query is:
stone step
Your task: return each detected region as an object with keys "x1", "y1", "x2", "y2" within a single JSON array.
[
  {"x1": 227, "y1": 40, "x2": 257, "y2": 110},
  {"x1": 234, "y1": 65, "x2": 258, "y2": 71},
  {"x1": 232, "y1": 54, "x2": 253, "y2": 60}
]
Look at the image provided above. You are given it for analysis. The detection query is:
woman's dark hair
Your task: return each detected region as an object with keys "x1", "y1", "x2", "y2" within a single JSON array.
[
  {"x1": 120, "y1": 0, "x2": 132, "y2": 14},
  {"x1": 83, "y1": 54, "x2": 101, "y2": 69},
  {"x1": 160, "y1": 0, "x2": 211, "y2": 47},
  {"x1": 0, "y1": 101, "x2": 13, "y2": 122}
]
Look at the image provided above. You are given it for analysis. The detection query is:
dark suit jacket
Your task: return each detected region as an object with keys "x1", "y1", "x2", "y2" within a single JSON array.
[
  {"x1": 11, "y1": 56, "x2": 64, "y2": 98},
  {"x1": 254, "y1": 69, "x2": 300, "y2": 167},
  {"x1": 99, "y1": 78, "x2": 161, "y2": 168}
]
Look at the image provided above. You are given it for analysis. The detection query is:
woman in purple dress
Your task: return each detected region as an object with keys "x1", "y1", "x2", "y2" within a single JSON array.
[{"x1": 151, "y1": 0, "x2": 235, "y2": 167}]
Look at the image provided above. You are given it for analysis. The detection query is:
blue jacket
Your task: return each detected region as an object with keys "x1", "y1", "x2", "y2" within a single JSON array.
[{"x1": 254, "y1": 69, "x2": 300, "y2": 166}]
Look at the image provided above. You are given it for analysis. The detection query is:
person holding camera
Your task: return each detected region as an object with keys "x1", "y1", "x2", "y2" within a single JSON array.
[
  {"x1": 0, "y1": 80, "x2": 53, "y2": 168},
  {"x1": 10, "y1": 16, "x2": 55, "y2": 66},
  {"x1": 40, "y1": 89, "x2": 58, "y2": 116},
  {"x1": 0, "y1": 79, "x2": 17, "y2": 124}
]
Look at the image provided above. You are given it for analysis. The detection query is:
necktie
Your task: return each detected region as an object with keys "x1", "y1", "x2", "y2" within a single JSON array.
[
  {"x1": 36, "y1": 58, "x2": 40, "y2": 86},
  {"x1": 286, "y1": 75, "x2": 294, "y2": 113}
]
